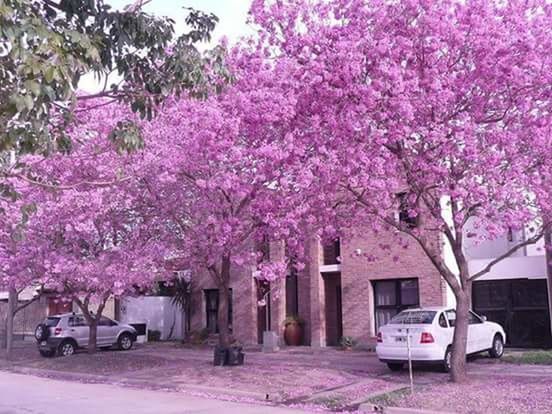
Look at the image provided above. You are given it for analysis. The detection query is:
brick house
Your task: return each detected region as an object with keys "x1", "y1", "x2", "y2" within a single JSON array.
[{"x1": 186, "y1": 229, "x2": 448, "y2": 348}]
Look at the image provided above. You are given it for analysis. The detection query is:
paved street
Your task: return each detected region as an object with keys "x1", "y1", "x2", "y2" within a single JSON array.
[{"x1": 0, "y1": 371, "x2": 307, "y2": 414}]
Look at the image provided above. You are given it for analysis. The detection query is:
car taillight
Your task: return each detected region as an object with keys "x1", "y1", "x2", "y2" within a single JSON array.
[
  {"x1": 420, "y1": 332, "x2": 434, "y2": 343},
  {"x1": 377, "y1": 332, "x2": 383, "y2": 343},
  {"x1": 54, "y1": 327, "x2": 62, "y2": 336}
]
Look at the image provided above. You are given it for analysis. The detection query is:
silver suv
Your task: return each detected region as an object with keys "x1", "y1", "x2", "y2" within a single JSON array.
[{"x1": 34, "y1": 313, "x2": 137, "y2": 357}]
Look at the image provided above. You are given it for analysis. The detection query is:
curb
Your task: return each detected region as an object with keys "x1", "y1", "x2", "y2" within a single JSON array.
[
  {"x1": 3, "y1": 366, "x2": 269, "y2": 401},
  {"x1": 384, "y1": 408, "x2": 455, "y2": 414}
]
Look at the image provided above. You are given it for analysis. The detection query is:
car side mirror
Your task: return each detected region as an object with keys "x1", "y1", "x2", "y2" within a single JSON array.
[{"x1": 481, "y1": 315, "x2": 487, "y2": 322}]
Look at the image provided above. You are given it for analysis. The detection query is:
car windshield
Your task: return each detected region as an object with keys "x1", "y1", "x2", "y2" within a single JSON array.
[
  {"x1": 389, "y1": 311, "x2": 437, "y2": 324},
  {"x1": 44, "y1": 317, "x2": 60, "y2": 327}
]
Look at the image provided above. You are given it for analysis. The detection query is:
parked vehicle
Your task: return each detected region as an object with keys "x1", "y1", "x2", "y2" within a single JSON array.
[
  {"x1": 376, "y1": 306, "x2": 506, "y2": 372},
  {"x1": 34, "y1": 313, "x2": 137, "y2": 357}
]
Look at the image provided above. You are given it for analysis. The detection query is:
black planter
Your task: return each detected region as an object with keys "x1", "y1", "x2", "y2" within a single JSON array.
[
  {"x1": 227, "y1": 346, "x2": 245, "y2": 366},
  {"x1": 213, "y1": 346, "x2": 227, "y2": 366},
  {"x1": 213, "y1": 345, "x2": 245, "y2": 366}
]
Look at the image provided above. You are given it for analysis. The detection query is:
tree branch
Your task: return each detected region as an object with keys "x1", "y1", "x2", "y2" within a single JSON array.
[
  {"x1": 14, "y1": 285, "x2": 44, "y2": 315},
  {"x1": 469, "y1": 230, "x2": 546, "y2": 281},
  {"x1": 12, "y1": 173, "x2": 131, "y2": 190}
]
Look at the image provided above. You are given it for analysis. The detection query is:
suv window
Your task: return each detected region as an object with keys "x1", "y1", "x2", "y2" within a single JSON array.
[
  {"x1": 44, "y1": 317, "x2": 60, "y2": 327},
  {"x1": 438, "y1": 313, "x2": 448, "y2": 328},
  {"x1": 98, "y1": 317, "x2": 115, "y2": 327},
  {"x1": 68, "y1": 316, "x2": 88, "y2": 327}
]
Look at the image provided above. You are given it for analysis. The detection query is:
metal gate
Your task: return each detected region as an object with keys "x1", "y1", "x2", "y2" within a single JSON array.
[{"x1": 473, "y1": 279, "x2": 552, "y2": 348}]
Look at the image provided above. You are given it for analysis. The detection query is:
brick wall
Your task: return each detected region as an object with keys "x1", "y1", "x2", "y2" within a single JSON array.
[
  {"x1": 340, "y1": 229, "x2": 446, "y2": 346},
  {"x1": 306, "y1": 237, "x2": 326, "y2": 347},
  {"x1": 188, "y1": 263, "x2": 258, "y2": 345},
  {"x1": 184, "y1": 226, "x2": 446, "y2": 348},
  {"x1": 297, "y1": 262, "x2": 312, "y2": 345}
]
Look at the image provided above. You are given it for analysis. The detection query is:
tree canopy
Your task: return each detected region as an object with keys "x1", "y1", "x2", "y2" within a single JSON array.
[{"x1": 0, "y1": 0, "x2": 221, "y2": 155}]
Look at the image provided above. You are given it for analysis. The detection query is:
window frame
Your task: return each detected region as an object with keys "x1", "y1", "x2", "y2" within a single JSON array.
[
  {"x1": 322, "y1": 239, "x2": 341, "y2": 265},
  {"x1": 397, "y1": 192, "x2": 419, "y2": 228},
  {"x1": 373, "y1": 278, "x2": 420, "y2": 331}
]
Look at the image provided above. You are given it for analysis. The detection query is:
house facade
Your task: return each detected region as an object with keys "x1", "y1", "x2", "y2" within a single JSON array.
[
  {"x1": 185, "y1": 229, "x2": 448, "y2": 348},
  {"x1": 465, "y1": 225, "x2": 552, "y2": 348}
]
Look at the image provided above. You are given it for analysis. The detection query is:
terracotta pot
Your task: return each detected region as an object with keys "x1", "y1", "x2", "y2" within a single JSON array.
[{"x1": 284, "y1": 322, "x2": 303, "y2": 346}]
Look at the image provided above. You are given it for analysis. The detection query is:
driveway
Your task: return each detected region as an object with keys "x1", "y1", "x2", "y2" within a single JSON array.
[{"x1": 0, "y1": 371, "x2": 309, "y2": 414}]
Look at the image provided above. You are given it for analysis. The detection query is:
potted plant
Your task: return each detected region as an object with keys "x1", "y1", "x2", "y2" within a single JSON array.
[
  {"x1": 283, "y1": 315, "x2": 305, "y2": 346},
  {"x1": 340, "y1": 336, "x2": 356, "y2": 351}
]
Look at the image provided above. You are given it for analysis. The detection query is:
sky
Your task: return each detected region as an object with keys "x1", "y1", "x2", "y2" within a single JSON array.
[{"x1": 80, "y1": 0, "x2": 254, "y2": 92}]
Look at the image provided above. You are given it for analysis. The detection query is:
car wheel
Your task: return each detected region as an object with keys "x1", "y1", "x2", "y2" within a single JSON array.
[
  {"x1": 489, "y1": 334, "x2": 504, "y2": 359},
  {"x1": 58, "y1": 340, "x2": 76, "y2": 357},
  {"x1": 118, "y1": 333, "x2": 133, "y2": 351},
  {"x1": 39, "y1": 349, "x2": 55, "y2": 358},
  {"x1": 387, "y1": 362, "x2": 404, "y2": 372},
  {"x1": 34, "y1": 324, "x2": 49, "y2": 342}
]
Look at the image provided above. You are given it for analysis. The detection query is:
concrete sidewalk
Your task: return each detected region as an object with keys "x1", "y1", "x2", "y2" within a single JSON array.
[{"x1": 0, "y1": 371, "x2": 309, "y2": 414}]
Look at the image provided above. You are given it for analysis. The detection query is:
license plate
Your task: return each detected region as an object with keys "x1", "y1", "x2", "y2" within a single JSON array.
[
  {"x1": 395, "y1": 336, "x2": 406, "y2": 342},
  {"x1": 41, "y1": 341, "x2": 47, "y2": 345}
]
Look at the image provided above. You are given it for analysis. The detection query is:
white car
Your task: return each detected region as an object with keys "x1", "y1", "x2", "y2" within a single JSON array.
[{"x1": 376, "y1": 306, "x2": 506, "y2": 372}]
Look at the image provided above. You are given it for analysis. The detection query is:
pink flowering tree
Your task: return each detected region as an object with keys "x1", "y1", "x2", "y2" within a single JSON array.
[
  {"x1": 135, "y1": 48, "x2": 304, "y2": 348},
  {"x1": 0, "y1": 187, "x2": 48, "y2": 357},
  {"x1": 251, "y1": 0, "x2": 552, "y2": 381},
  {"x1": 2, "y1": 102, "x2": 168, "y2": 354}
]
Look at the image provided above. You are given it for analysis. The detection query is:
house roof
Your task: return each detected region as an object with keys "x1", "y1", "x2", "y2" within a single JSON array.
[{"x1": 0, "y1": 286, "x2": 41, "y2": 301}]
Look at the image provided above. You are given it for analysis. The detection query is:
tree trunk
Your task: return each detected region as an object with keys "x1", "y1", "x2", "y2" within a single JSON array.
[
  {"x1": 217, "y1": 255, "x2": 231, "y2": 348},
  {"x1": 546, "y1": 230, "x2": 552, "y2": 337},
  {"x1": 181, "y1": 307, "x2": 187, "y2": 343},
  {"x1": 74, "y1": 294, "x2": 110, "y2": 354},
  {"x1": 88, "y1": 320, "x2": 98, "y2": 354},
  {"x1": 5, "y1": 288, "x2": 17, "y2": 360},
  {"x1": 450, "y1": 290, "x2": 470, "y2": 382},
  {"x1": 0, "y1": 317, "x2": 7, "y2": 350}
]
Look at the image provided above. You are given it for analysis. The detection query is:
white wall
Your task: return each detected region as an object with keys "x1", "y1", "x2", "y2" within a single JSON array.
[
  {"x1": 468, "y1": 255, "x2": 547, "y2": 281},
  {"x1": 440, "y1": 196, "x2": 458, "y2": 307},
  {"x1": 463, "y1": 217, "x2": 526, "y2": 260},
  {"x1": 119, "y1": 296, "x2": 183, "y2": 341}
]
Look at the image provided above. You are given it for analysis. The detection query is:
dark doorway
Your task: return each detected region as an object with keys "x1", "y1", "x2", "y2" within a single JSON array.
[
  {"x1": 473, "y1": 279, "x2": 552, "y2": 348},
  {"x1": 286, "y1": 273, "x2": 299, "y2": 317},
  {"x1": 204, "y1": 289, "x2": 232, "y2": 334},
  {"x1": 256, "y1": 280, "x2": 271, "y2": 344},
  {"x1": 323, "y1": 273, "x2": 342, "y2": 346}
]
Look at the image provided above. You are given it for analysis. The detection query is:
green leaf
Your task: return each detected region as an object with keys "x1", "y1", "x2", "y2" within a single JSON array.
[
  {"x1": 44, "y1": 66, "x2": 56, "y2": 83},
  {"x1": 24, "y1": 80, "x2": 41, "y2": 95}
]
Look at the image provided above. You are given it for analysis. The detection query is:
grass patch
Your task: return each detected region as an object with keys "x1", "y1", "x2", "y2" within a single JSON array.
[
  {"x1": 365, "y1": 387, "x2": 411, "y2": 407},
  {"x1": 503, "y1": 350, "x2": 552, "y2": 365},
  {"x1": 311, "y1": 395, "x2": 346, "y2": 409}
]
